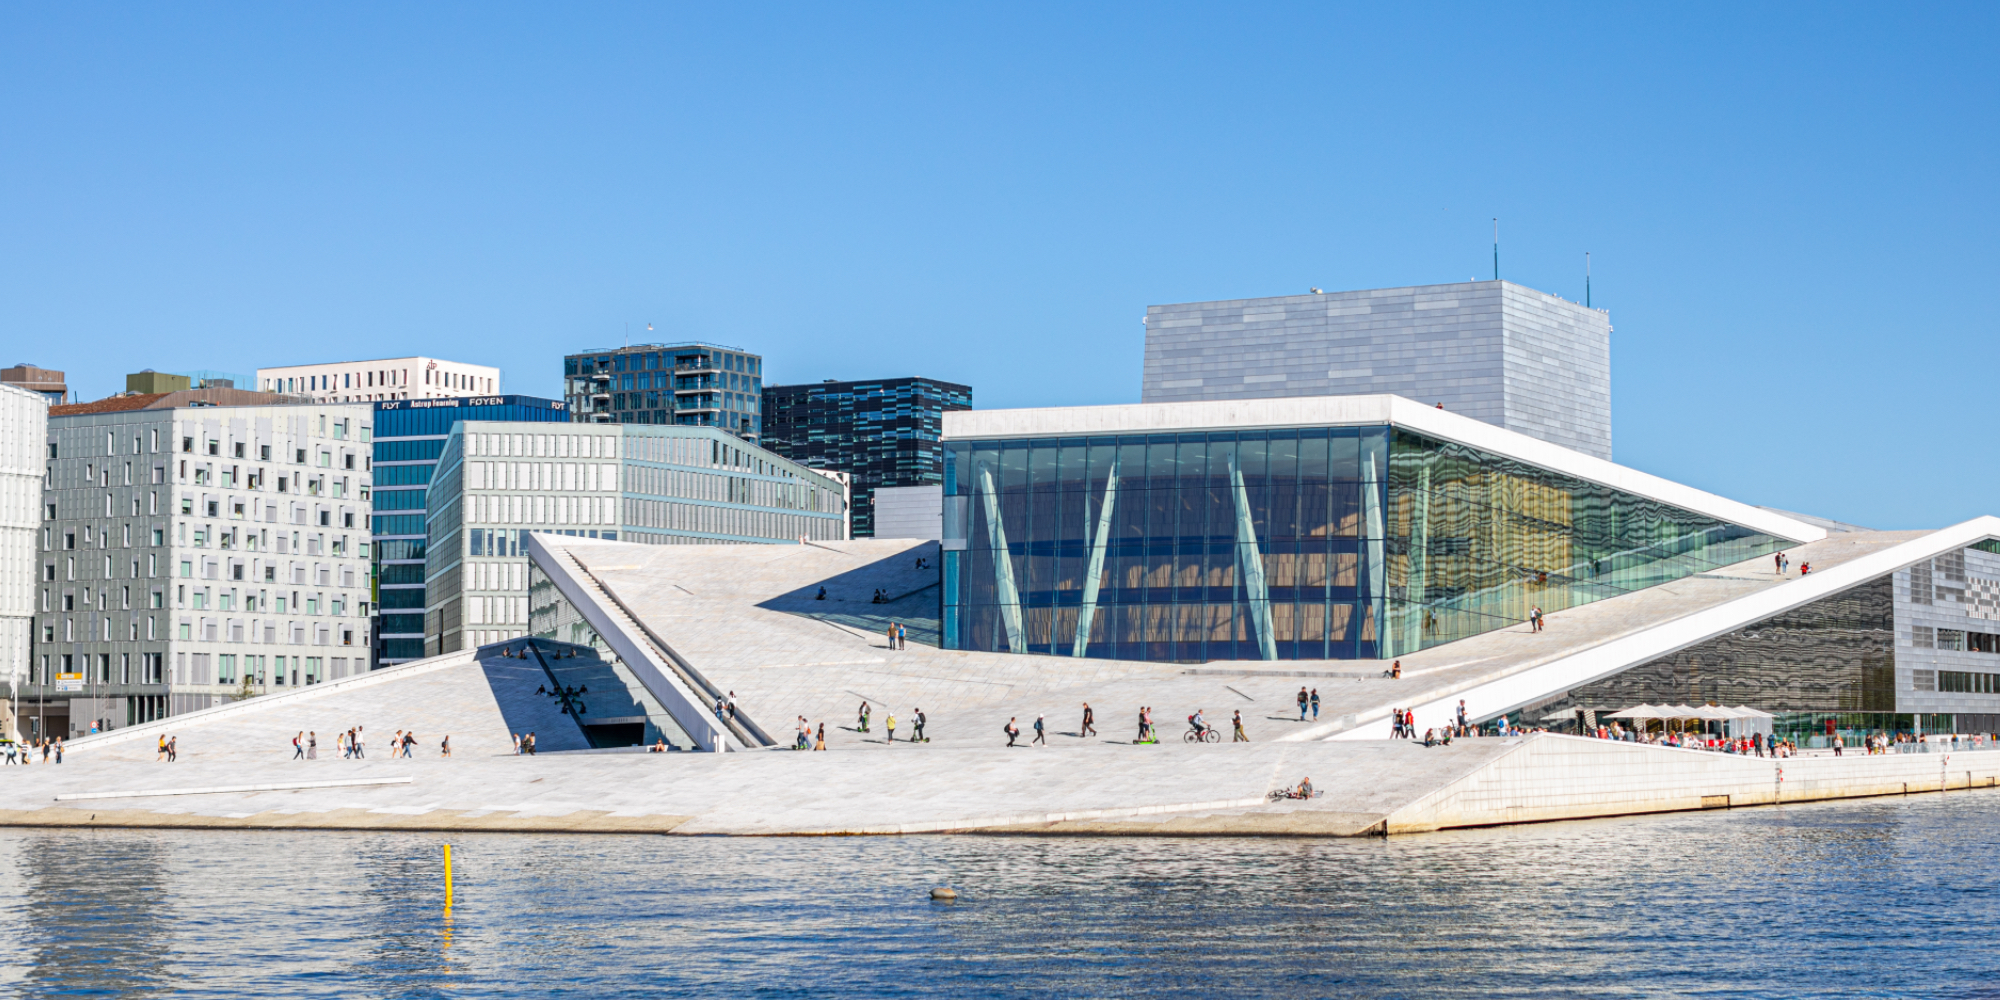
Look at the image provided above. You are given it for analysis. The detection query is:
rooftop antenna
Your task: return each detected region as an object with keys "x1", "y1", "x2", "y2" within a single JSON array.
[
  {"x1": 1492, "y1": 218, "x2": 1499, "y2": 281},
  {"x1": 1585, "y1": 252, "x2": 1592, "y2": 308}
]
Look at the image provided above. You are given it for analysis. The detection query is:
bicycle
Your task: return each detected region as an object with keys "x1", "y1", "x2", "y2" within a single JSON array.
[{"x1": 1183, "y1": 723, "x2": 1220, "y2": 744}]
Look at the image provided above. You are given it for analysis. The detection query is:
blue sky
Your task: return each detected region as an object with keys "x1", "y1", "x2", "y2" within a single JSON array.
[{"x1": 1, "y1": 4, "x2": 1994, "y2": 528}]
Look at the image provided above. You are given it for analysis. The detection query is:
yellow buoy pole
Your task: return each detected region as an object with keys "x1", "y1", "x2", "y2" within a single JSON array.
[{"x1": 443, "y1": 843, "x2": 454, "y2": 910}]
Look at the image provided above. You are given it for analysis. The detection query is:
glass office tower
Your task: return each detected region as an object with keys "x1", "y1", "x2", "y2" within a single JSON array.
[
  {"x1": 564, "y1": 342, "x2": 763, "y2": 443},
  {"x1": 371, "y1": 395, "x2": 569, "y2": 665},
  {"x1": 761, "y1": 377, "x2": 972, "y2": 537},
  {"x1": 941, "y1": 425, "x2": 1786, "y2": 662}
]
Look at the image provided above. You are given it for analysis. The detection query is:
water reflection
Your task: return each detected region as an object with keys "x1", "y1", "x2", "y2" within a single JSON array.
[
  {"x1": 0, "y1": 793, "x2": 1993, "y2": 998},
  {"x1": 20, "y1": 831, "x2": 172, "y2": 998}
]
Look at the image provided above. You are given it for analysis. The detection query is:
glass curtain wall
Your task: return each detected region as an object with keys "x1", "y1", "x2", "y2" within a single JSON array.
[
  {"x1": 943, "y1": 425, "x2": 1789, "y2": 663},
  {"x1": 1384, "y1": 430, "x2": 1787, "y2": 655},
  {"x1": 945, "y1": 428, "x2": 1392, "y2": 661}
]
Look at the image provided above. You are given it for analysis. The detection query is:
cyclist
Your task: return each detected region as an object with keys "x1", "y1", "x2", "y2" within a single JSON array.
[{"x1": 1188, "y1": 709, "x2": 1209, "y2": 738}]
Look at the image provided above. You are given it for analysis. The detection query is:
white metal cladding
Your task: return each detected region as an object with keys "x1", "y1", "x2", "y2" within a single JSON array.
[{"x1": 942, "y1": 394, "x2": 1825, "y2": 545}]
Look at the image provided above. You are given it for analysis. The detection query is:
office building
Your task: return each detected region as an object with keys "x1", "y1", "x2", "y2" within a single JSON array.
[
  {"x1": 1142, "y1": 281, "x2": 1613, "y2": 460},
  {"x1": 371, "y1": 395, "x2": 570, "y2": 666},
  {"x1": 22, "y1": 389, "x2": 374, "y2": 738},
  {"x1": 258, "y1": 357, "x2": 499, "y2": 403},
  {"x1": 761, "y1": 377, "x2": 971, "y2": 537},
  {"x1": 421, "y1": 421, "x2": 847, "y2": 655},
  {"x1": 0, "y1": 384, "x2": 48, "y2": 739},
  {"x1": 2, "y1": 365, "x2": 68, "y2": 406},
  {"x1": 565, "y1": 343, "x2": 763, "y2": 441}
]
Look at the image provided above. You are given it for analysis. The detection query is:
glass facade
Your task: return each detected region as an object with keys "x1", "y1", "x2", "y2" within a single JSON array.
[
  {"x1": 761, "y1": 377, "x2": 972, "y2": 537},
  {"x1": 564, "y1": 343, "x2": 762, "y2": 442},
  {"x1": 370, "y1": 395, "x2": 569, "y2": 665},
  {"x1": 941, "y1": 425, "x2": 1788, "y2": 662}
]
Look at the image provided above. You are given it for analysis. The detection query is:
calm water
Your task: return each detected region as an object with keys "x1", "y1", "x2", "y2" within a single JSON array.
[{"x1": 1, "y1": 792, "x2": 1996, "y2": 999}]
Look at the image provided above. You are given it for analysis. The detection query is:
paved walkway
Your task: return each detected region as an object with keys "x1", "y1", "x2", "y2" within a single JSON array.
[{"x1": 561, "y1": 529, "x2": 1922, "y2": 752}]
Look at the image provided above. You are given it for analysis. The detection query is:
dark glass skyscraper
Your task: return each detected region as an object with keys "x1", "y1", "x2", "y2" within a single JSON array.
[
  {"x1": 564, "y1": 343, "x2": 763, "y2": 443},
  {"x1": 761, "y1": 377, "x2": 972, "y2": 538},
  {"x1": 372, "y1": 394, "x2": 569, "y2": 665}
]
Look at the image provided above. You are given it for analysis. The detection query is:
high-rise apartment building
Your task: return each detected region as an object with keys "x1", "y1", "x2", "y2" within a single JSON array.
[
  {"x1": 760, "y1": 377, "x2": 971, "y2": 538},
  {"x1": 0, "y1": 384, "x2": 48, "y2": 740},
  {"x1": 370, "y1": 395, "x2": 570, "y2": 665},
  {"x1": 1141, "y1": 280, "x2": 1613, "y2": 460},
  {"x1": 258, "y1": 356, "x2": 500, "y2": 403},
  {"x1": 422, "y1": 421, "x2": 847, "y2": 654},
  {"x1": 564, "y1": 343, "x2": 763, "y2": 442},
  {"x1": 23, "y1": 389, "x2": 375, "y2": 738}
]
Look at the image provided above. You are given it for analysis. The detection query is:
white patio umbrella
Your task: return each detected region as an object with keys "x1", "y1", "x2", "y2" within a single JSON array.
[{"x1": 1606, "y1": 704, "x2": 1667, "y2": 719}]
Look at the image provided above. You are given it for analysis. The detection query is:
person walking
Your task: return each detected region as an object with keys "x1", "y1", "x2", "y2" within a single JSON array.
[
  {"x1": 898, "y1": 623, "x2": 908, "y2": 650},
  {"x1": 513, "y1": 732, "x2": 522, "y2": 755},
  {"x1": 886, "y1": 622, "x2": 898, "y2": 650},
  {"x1": 814, "y1": 723, "x2": 826, "y2": 751},
  {"x1": 441, "y1": 735, "x2": 452, "y2": 758},
  {"x1": 306, "y1": 732, "x2": 316, "y2": 759},
  {"x1": 393, "y1": 730, "x2": 404, "y2": 759},
  {"x1": 1775, "y1": 552, "x2": 1784, "y2": 576},
  {"x1": 54, "y1": 738, "x2": 63, "y2": 764},
  {"x1": 1233, "y1": 710, "x2": 1248, "y2": 742},
  {"x1": 167, "y1": 736, "x2": 177, "y2": 762},
  {"x1": 1081, "y1": 702, "x2": 1096, "y2": 738},
  {"x1": 1297, "y1": 687, "x2": 1309, "y2": 721},
  {"x1": 293, "y1": 732, "x2": 304, "y2": 760},
  {"x1": 1005, "y1": 717, "x2": 1021, "y2": 746},
  {"x1": 526, "y1": 732, "x2": 537, "y2": 755},
  {"x1": 913, "y1": 708, "x2": 927, "y2": 743},
  {"x1": 1310, "y1": 689, "x2": 1321, "y2": 720},
  {"x1": 354, "y1": 726, "x2": 365, "y2": 759},
  {"x1": 1033, "y1": 714, "x2": 1047, "y2": 746},
  {"x1": 858, "y1": 701, "x2": 871, "y2": 733},
  {"x1": 886, "y1": 711, "x2": 898, "y2": 744}
]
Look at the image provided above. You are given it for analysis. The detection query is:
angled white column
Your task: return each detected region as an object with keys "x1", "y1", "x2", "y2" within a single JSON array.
[
  {"x1": 1403, "y1": 460, "x2": 1432, "y2": 657},
  {"x1": 1363, "y1": 451, "x2": 1386, "y2": 657},
  {"x1": 977, "y1": 462, "x2": 1025, "y2": 653},
  {"x1": 1229, "y1": 451, "x2": 1276, "y2": 660},
  {"x1": 1072, "y1": 457, "x2": 1119, "y2": 657}
]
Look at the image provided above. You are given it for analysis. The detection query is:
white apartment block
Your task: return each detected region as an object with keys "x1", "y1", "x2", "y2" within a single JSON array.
[
  {"x1": 424, "y1": 422, "x2": 850, "y2": 654},
  {"x1": 257, "y1": 356, "x2": 500, "y2": 403},
  {"x1": 0, "y1": 385, "x2": 48, "y2": 740},
  {"x1": 23, "y1": 398, "x2": 375, "y2": 739}
]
